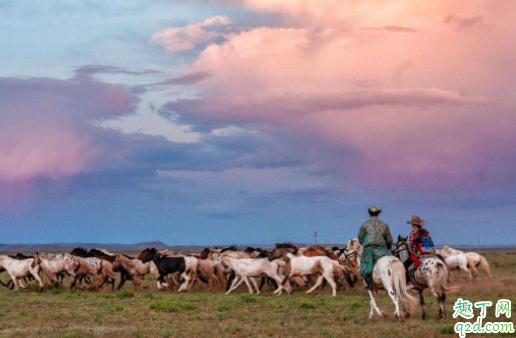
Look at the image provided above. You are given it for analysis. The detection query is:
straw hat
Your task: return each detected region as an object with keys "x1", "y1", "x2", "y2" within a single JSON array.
[{"x1": 407, "y1": 215, "x2": 425, "y2": 226}]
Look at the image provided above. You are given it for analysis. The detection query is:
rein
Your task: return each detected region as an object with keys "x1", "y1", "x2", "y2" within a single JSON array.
[
  {"x1": 391, "y1": 242, "x2": 411, "y2": 258},
  {"x1": 344, "y1": 251, "x2": 358, "y2": 262}
]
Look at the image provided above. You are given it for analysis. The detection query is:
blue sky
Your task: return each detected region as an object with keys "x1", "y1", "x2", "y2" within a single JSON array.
[{"x1": 0, "y1": 0, "x2": 515, "y2": 246}]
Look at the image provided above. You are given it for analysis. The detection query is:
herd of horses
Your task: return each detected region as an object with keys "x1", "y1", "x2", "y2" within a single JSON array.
[{"x1": 0, "y1": 237, "x2": 492, "y2": 322}]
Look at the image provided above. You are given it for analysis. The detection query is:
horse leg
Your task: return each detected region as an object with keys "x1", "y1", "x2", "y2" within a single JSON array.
[
  {"x1": 226, "y1": 271, "x2": 236, "y2": 292},
  {"x1": 241, "y1": 276, "x2": 254, "y2": 294},
  {"x1": 17, "y1": 278, "x2": 26, "y2": 289},
  {"x1": 31, "y1": 270, "x2": 44, "y2": 291},
  {"x1": 367, "y1": 290, "x2": 384, "y2": 319},
  {"x1": 9, "y1": 274, "x2": 19, "y2": 292},
  {"x1": 306, "y1": 275, "x2": 324, "y2": 295},
  {"x1": 132, "y1": 276, "x2": 140, "y2": 292},
  {"x1": 271, "y1": 272, "x2": 284, "y2": 295},
  {"x1": 439, "y1": 293, "x2": 447, "y2": 319},
  {"x1": 419, "y1": 291, "x2": 426, "y2": 320},
  {"x1": 250, "y1": 278, "x2": 260, "y2": 295},
  {"x1": 226, "y1": 275, "x2": 243, "y2": 295},
  {"x1": 70, "y1": 275, "x2": 79, "y2": 291},
  {"x1": 430, "y1": 288, "x2": 444, "y2": 319},
  {"x1": 323, "y1": 271, "x2": 338, "y2": 297},
  {"x1": 178, "y1": 271, "x2": 190, "y2": 292},
  {"x1": 385, "y1": 285, "x2": 402, "y2": 321},
  {"x1": 117, "y1": 272, "x2": 127, "y2": 290},
  {"x1": 258, "y1": 276, "x2": 266, "y2": 292}
]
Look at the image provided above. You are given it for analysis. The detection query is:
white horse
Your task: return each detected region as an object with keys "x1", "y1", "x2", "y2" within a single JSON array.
[
  {"x1": 464, "y1": 252, "x2": 492, "y2": 280},
  {"x1": 215, "y1": 251, "x2": 290, "y2": 295},
  {"x1": 437, "y1": 250, "x2": 474, "y2": 281},
  {"x1": 343, "y1": 238, "x2": 363, "y2": 266},
  {"x1": 367, "y1": 255, "x2": 418, "y2": 320},
  {"x1": 392, "y1": 237, "x2": 458, "y2": 319},
  {"x1": 0, "y1": 256, "x2": 45, "y2": 291},
  {"x1": 270, "y1": 247, "x2": 343, "y2": 297},
  {"x1": 440, "y1": 247, "x2": 492, "y2": 282}
]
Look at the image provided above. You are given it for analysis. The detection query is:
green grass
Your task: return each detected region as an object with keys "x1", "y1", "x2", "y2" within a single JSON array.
[{"x1": 0, "y1": 251, "x2": 515, "y2": 337}]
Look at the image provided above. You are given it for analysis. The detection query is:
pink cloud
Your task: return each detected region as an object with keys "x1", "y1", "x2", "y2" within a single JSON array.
[
  {"x1": 0, "y1": 76, "x2": 139, "y2": 182},
  {"x1": 156, "y1": 0, "x2": 516, "y2": 191},
  {"x1": 150, "y1": 15, "x2": 230, "y2": 52}
]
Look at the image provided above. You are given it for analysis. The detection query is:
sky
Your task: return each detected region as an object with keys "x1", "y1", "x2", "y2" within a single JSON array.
[{"x1": 0, "y1": 0, "x2": 515, "y2": 246}]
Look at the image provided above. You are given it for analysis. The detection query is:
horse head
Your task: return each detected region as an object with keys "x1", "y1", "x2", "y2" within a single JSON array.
[
  {"x1": 141, "y1": 248, "x2": 158, "y2": 263},
  {"x1": 137, "y1": 248, "x2": 151, "y2": 261},
  {"x1": 31, "y1": 253, "x2": 42, "y2": 268},
  {"x1": 199, "y1": 248, "x2": 210, "y2": 259},
  {"x1": 70, "y1": 247, "x2": 89, "y2": 257}
]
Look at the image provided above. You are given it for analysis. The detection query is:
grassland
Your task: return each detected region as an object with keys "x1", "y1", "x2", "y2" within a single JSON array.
[{"x1": 0, "y1": 250, "x2": 515, "y2": 338}]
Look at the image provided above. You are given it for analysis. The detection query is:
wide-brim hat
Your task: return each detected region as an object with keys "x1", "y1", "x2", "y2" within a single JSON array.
[
  {"x1": 408, "y1": 215, "x2": 425, "y2": 226},
  {"x1": 368, "y1": 205, "x2": 382, "y2": 214}
]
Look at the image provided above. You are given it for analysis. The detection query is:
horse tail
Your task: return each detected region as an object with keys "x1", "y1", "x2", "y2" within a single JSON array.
[
  {"x1": 465, "y1": 255, "x2": 479, "y2": 279},
  {"x1": 478, "y1": 256, "x2": 492, "y2": 279},
  {"x1": 434, "y1": 261, "x2": 460, "y2": 294},
  {"x1": 333, "y1": 261, "x2": 344, "y2": 280},
  {"x1": 390, "y1": 260, "x2": 418, "y2": 315}
]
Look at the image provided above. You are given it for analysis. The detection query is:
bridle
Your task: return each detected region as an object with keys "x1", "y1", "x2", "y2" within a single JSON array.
[
  {"x1": 340, "y1": 249, "x2": 359, "y2": 263},
  {"x1": 391, "y1": 241, "x2": 411, "y2": 259}
]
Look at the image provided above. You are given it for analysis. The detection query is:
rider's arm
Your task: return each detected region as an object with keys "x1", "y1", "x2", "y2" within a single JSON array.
[
  {"x1": 358, "y1": 224, "x2": 366, "y2": 245},
  {"x1": 384, "y1": 224, "x2": 393, "y2": 250}
]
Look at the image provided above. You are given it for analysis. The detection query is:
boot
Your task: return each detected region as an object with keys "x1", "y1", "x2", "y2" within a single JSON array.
[
  {"x1": 403, "y1": 258, "x2": 412, "y2": 284},
  {"x1": 364, "y1": 276, "x2": 373, "y2": 291}
]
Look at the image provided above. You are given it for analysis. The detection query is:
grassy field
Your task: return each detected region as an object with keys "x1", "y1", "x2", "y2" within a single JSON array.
[{"x1": 0, "y1": 251, "x2": 515, "y2": 338}]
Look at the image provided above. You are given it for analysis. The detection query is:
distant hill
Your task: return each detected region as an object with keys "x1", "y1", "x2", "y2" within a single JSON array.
[
  {"x1": 0, "y1": 241, "x2": 514, "y2": 254},
  {"x1": 133, "y1": 241, "x2": 169, "y2": 249}
]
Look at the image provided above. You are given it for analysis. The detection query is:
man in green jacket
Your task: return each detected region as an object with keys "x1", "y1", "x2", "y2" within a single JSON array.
[{"x1": 358, "y1": 205, "x2": 393, "y2": 290}]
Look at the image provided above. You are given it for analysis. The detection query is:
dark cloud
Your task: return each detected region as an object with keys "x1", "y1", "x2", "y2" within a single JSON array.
[
  {"x1": 74, "y1": 65, "x2": 162, "y2": 77},
  {"x1": 159, "y1": 89, "x2": 489, "y2": 132},
  {"x1": 444, "y1": 15, "x2": 486, "y2": 30},
  {"x1": 134, "y1": 71, "x2": 212, "y2": 92}
]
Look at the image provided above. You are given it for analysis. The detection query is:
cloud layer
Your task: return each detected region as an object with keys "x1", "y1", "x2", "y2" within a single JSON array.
[{"x1": 153, "y1": 0, "x2": 516, "y2": 192}]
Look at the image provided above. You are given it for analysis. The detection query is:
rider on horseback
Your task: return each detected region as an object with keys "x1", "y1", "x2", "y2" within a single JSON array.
[
  {"x1": 403, "y1": 215, "x2": 435, "y2": 279},
  {"x1": 358, "y1": 205, "x2": 393, "y2": 290}
]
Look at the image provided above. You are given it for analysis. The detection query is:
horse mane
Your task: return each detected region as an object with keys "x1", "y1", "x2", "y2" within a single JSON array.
[
  {"x1": 220, "y1": 251, "x2": 250, "y2": 259},
  {"x1": 252, "y1": 249, "x2": 270, "y2": 258},
  {"x1": 220, "y1": 245, "x2": 237, "y2": 253},
  {"x1": 71, "y1": 247, "x2": 89, "y2": 254},
  {"x1": 244, "y1": 247, "x2": 257, "y2": 254},
  {"x1": 275, "y1": 243, "x2": 298, "y2": 254},
  {"x1": 96, "y1": 248, "x2": 117, "y2": 256},
  {"x1": 300, "y1": 245, "x2": 339, "y2": 260},
  {"x1": 159, "y1": 250, "x2": 176, "y2": 257}
]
